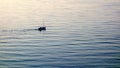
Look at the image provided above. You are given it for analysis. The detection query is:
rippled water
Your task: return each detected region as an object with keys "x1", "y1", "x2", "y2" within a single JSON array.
[{"x1": 0, "y1": 0, "x2": 120, "y2": 68}]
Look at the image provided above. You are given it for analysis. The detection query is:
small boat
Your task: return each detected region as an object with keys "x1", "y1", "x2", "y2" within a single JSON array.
[
  {"x1": 38, "y1": 27, "x2": 46, "y2": 31},
  {"x1": 38, "y1": 20, "x2": 46, "y2": 31}
]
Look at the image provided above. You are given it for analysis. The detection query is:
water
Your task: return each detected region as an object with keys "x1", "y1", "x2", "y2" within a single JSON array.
[{"x1": 0, "y1": 0, "x2": 120, "y2": 68}]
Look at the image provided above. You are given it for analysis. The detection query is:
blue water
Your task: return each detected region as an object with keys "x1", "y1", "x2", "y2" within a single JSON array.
[{"x1": 0, "y1": 0, "x2": 120, "y2": 68}]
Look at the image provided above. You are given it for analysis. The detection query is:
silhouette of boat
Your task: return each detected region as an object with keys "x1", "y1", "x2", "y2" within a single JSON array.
[
  {"x1": 38, "y1": 21, "x2": 46, "y2": 31},
  {"x1": 38, "y1": 27, "x2": 46, "y2": 31}
]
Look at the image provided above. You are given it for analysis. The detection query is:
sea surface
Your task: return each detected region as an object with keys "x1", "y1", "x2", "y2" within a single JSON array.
[{"x1": 0, "y1": 0, "x2": 120, "y2": 68}]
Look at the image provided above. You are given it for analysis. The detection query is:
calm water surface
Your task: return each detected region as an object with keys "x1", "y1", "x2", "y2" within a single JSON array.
[{"x1": 0, "y1": 0, "x2": 120, "y2": 68}]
